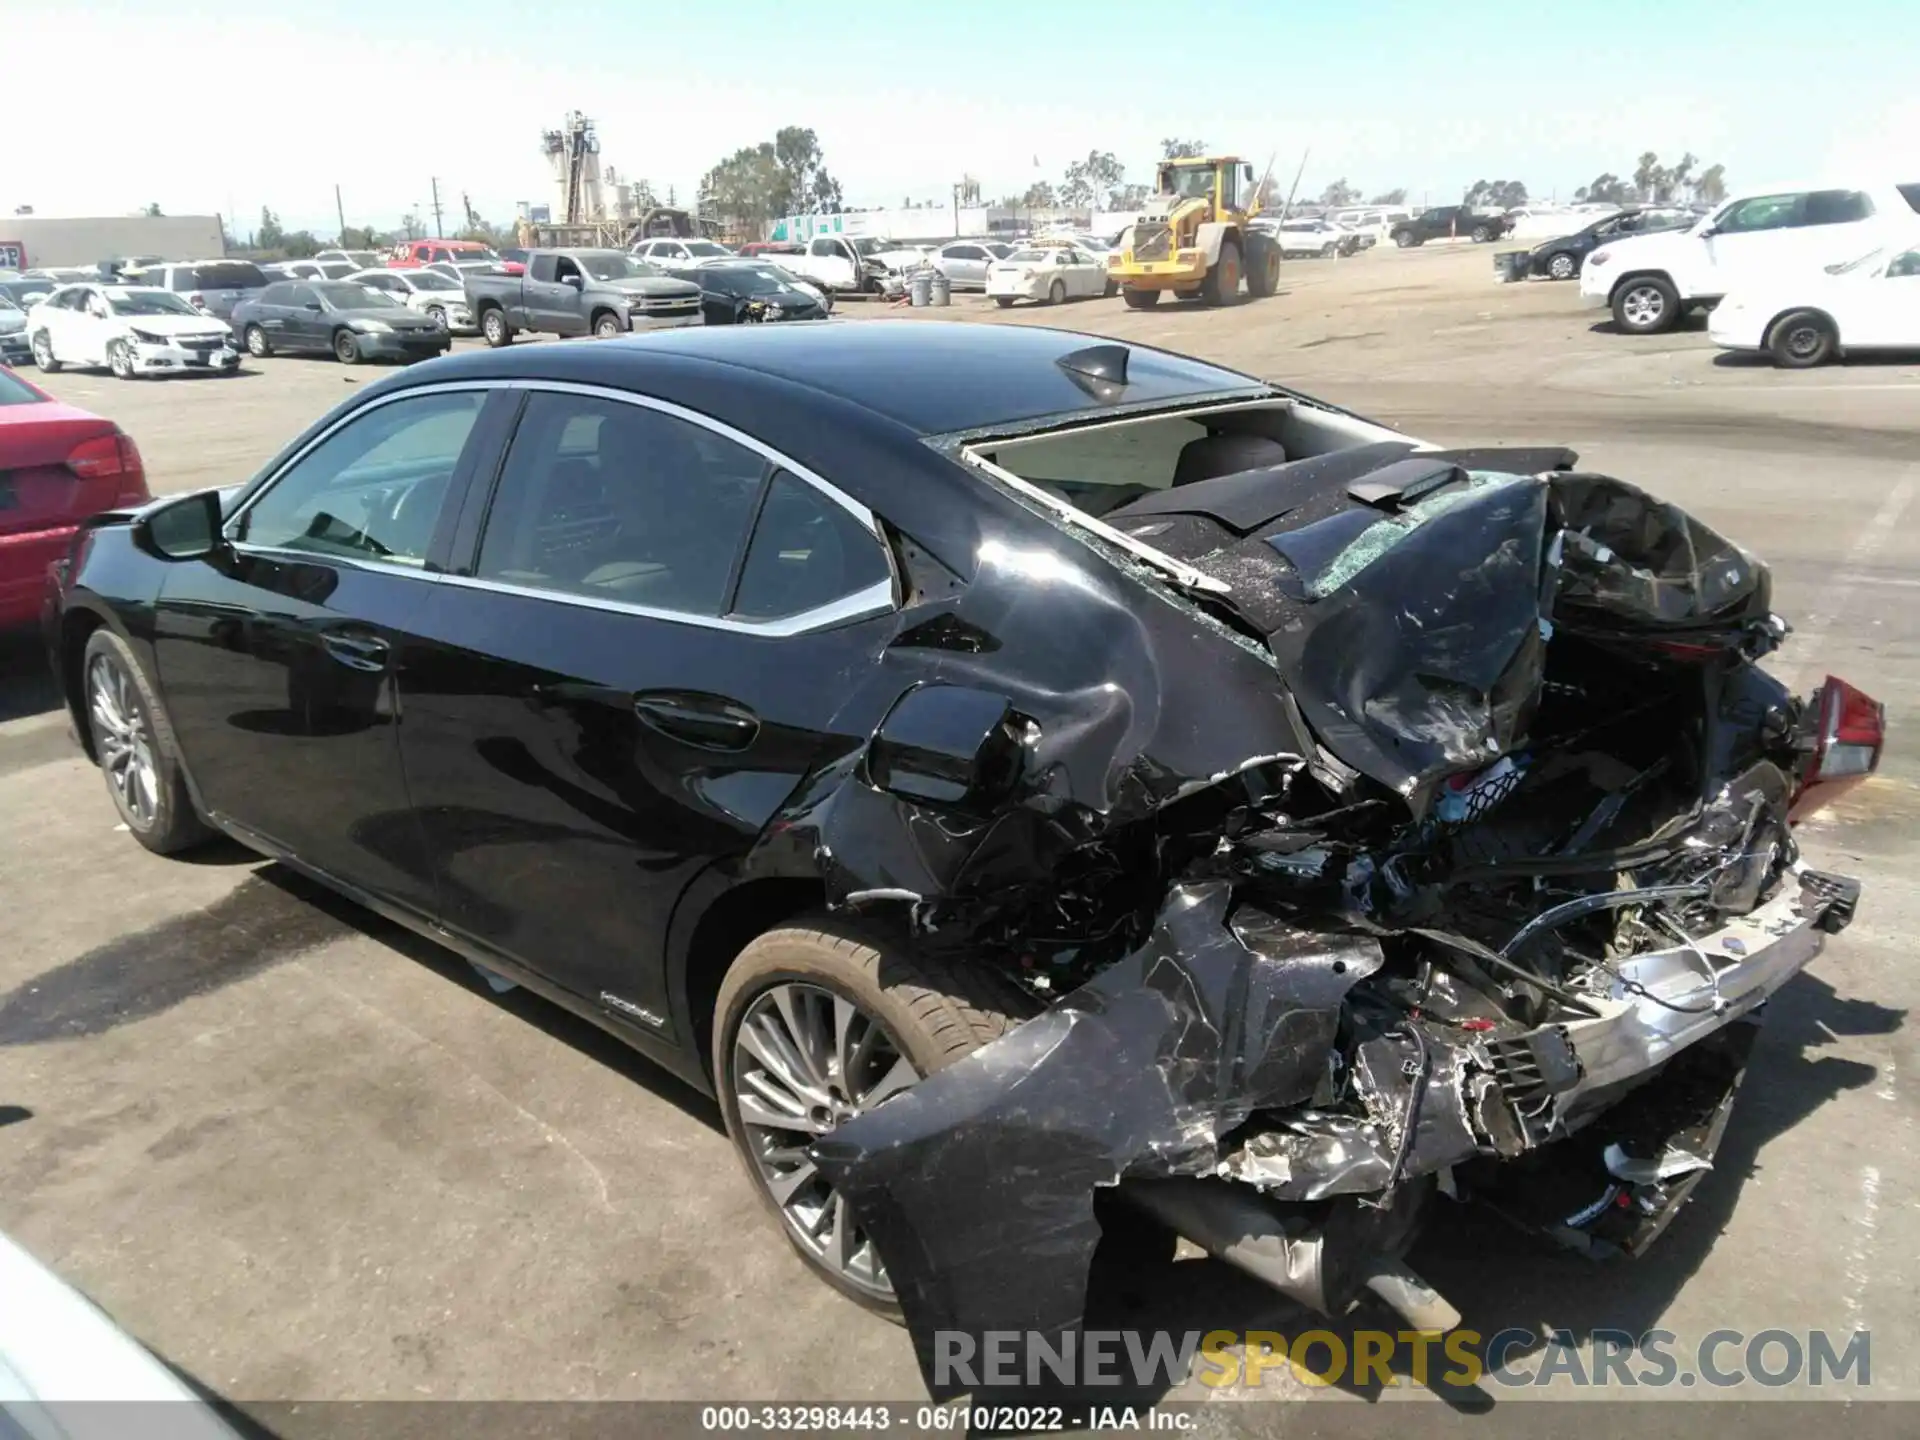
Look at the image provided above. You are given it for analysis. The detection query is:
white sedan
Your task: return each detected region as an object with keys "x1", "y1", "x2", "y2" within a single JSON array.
[
  {"x1": 1709, "y1": 240, "x2": 1920, "y2": 367},
  {"x1": 26, "y1": 284, "x2": 239, "y2": 379},
  {"x1": 986, "y1": 246, "x2": 1111, "y2": 307},
  {"x1": 346, "y1": 267, "x2": 476, "y2": 333}
]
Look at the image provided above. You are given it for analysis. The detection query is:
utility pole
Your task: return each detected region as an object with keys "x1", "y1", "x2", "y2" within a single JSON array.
[
  {"x1": 429, "y1": 178, "x2": 444, "y2": 238},
  {"x1": 334, "y1": 184, "x2": 347, "y2": 243}
]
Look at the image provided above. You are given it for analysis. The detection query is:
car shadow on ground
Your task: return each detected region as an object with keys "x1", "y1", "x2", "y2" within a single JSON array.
[
  {"x1": 0, "y1": 858, "x2": 721, "y2": 1126},
  {"x1": 1588, "y1": 313, "x2": 1711, "y2": 336},
  {"x1": 1044, "y1": 966, "x2": 1900, "y2": 1418},
  {"x1": 1711, "y1": 348, "x2": 1920, "y2": 370}
]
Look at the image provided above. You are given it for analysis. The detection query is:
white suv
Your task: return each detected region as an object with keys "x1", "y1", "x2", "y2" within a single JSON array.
[{"x1": 1580, "y1": 182, "x2": 1920, "y2": 333}]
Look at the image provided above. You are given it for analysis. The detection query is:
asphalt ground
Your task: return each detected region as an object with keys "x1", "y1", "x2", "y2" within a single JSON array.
[{"x1": 1, "y1": 243, "x2": 1915, "y2": 1426}]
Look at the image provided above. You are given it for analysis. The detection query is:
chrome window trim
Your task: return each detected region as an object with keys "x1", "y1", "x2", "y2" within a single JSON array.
[
  {"x1": 432, "y1": 570, "x2": 896, "y2": 638},
  {"x1": 221, "y1": 376, "x2": 900, "y2": 638}
]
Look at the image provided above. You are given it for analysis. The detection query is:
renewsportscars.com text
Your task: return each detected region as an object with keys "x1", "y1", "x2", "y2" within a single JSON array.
[{"x1": 934, "y1": 1327, "x2": 1873, "y2": 1390}]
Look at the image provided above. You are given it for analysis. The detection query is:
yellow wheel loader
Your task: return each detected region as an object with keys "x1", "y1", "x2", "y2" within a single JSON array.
[{"x1": 1109, "y1": 156, "x2": 1281, "y2": 309}]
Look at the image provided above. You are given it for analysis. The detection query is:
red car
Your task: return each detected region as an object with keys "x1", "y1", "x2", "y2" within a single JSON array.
[
  {"x1": 0, "y1": 366, "x2": 149, "y2": 631},
  {"x1": 385, "y1": 240, "x2": 501, "y2": 270}
]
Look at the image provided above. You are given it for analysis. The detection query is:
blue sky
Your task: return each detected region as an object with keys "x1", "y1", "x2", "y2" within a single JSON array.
[{"x1": 8, "y1": 0, "x2": 1913, "y2": 236}]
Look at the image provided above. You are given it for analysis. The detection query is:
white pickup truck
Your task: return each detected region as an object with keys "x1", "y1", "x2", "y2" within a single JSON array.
[
  {"x1": 1580, "y1": 180, "x2": 1920, "y2": 333},
  {"x1": 781, "y1": 234, "x2": 925, "y2": 294}
]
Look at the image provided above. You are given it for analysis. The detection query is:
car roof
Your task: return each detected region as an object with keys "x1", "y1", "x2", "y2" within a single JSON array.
[{"x1": 405, "y1": 321, "x2": 1267, "y2": 435}]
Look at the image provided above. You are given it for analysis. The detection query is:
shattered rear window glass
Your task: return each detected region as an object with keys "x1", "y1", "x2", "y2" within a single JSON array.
[{"x1": 1269, "y1": 471, "x2": 1524, "y2": 599}]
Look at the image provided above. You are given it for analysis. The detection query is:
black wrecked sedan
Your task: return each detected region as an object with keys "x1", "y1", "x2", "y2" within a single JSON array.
[
  {"x1": 1522, "y1": 208, "x2": 1694, "y2": 280},
  {"x1": 46, "y1": 323, "x2": 1880, "y2": 1390},
  {"x1": 231, "y1": 280, "x2": 451, "y2": 365},
  {"x1": 693, "y1": 259, "x2": 829, "y2": 325}
]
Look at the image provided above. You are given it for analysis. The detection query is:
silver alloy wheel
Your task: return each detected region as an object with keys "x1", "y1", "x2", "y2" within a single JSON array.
[
  {"x1": 88, "y1": 652, "x2": 159, "y2": 828},
  {"x1": 32, "y1": 331, "x2": 54, "y2": 368},
  {"x1": 426, "y1": 305, "x2": 447, "y2": 329},
  {"x1": 1549, "y1": 253, "x2": 1577, "y2": 280},
  {"x1": 109, "y1": 341, "x2": 133, "y2": 378},
  {"x1": 1620, "y1": 284, "x2": 1666, "y2": 328},
  {"x1": 247, "y1": 326, "x2": 269, "y2": 357},
  {"x1": 732, "y1": 982, "x2": 920, "y2": 1299}
]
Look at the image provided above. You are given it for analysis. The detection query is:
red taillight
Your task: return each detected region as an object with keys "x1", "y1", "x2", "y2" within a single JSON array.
[
  {"x1": 66, "y1": 432, "x2": 149, "y2": 503},
  {"x1": 1790, "y1": 675, "x2": 1885, "y2": 821}
]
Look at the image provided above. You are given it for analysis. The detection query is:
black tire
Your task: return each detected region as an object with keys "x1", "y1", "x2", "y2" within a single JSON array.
[
  {"x1": 1200, "y1": 238, "x2": 1242, "y2": 306},
  {"x1": 244, "y1": 324, "x2": 271, "y2": 357},
  {"x1": 1471, "y1": 225, "x2": 1493, "y2": 243},
  {"x1": 108, "y1": 339, "x2": 138, "y2": 380},
  {"x1": 480, "y1": 306, "x2": 513, "y2": 347},
  {"x1": 1121, "y1": 288, "x2": 1160, "y2": 309},
  {"x1": 994, "y1": 296, "x2": 1016, "y2": 308},
  {"x1": 1768, "y1": 309, "x2": 1837, "y2": 368},
  {"x1": 1320, "y1": 243, "x2": 1335, "y2": 259},
  {"x1": 1611, "y1": 274, "x2": 1681, "y2": 334},
  {"x1": 592, "y1": 310, "x2": 623, "y2": 339},
  {"x1": 332, "y1": 329, "x2": 361, "y2": 364},
  {"x1": 30, "y1": 330, "x2": 60, "y2": 372},
  {"x1": 715, "y1": 919, "x2": 1034, "y2": 1319},
  {"x1": 81, "y1": 628, "x2": 213, "y2": 856},
  {"x1": 1245, "y1": 234, "x2": 1281, "y2": 297},
  {"x1": 1547, "y1": 252, "x2": 1578, "y2": 281},
  {"x1": 1046, "y1": 280, "x2": 1065, "y2": 306},
  {"x1": 1393, "y1": 231, "x2": 1417, "y2": 248}
]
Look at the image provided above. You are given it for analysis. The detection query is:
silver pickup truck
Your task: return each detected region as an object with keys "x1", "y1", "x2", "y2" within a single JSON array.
[{"x1": 464, "y1": 249, "x2": 703, "y2": 346}]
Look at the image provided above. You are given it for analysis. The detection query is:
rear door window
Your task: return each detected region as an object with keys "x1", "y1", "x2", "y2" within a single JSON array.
[
  {"x1": 1803, "y1": 190, "x2": 1874, "y2": 225},
  {"x1": 475, "y1": 393, "x2": 766, "y2": 617},
  {"x1": 731, "y1": 472, "x2": 892, "y2": 621}
]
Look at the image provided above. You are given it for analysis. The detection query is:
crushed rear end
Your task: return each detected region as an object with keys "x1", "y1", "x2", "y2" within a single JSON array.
[{"x1": 794, "y1": 438, "x2": 1880, "y2": 1393}]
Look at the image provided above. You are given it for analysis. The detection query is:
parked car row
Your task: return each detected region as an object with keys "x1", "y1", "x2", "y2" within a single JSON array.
[{"x1": 1558, "y1": 179, "x2": 1920, "y2": 366}]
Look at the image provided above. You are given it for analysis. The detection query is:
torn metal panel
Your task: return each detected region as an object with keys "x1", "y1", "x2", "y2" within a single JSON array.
[
  {"x1": 1221, "y1": 870, "x2": 1847, "y2": 1202},
  {"x1": 809, "y1": 884, "x2": 1383, "y2": 1393}
]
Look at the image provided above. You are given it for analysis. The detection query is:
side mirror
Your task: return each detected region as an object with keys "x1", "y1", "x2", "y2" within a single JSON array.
[
  {"x1": 1697, "y1": 224, "x2": 1718, "y2": 239},
  {"x1": 134, "y1": 489, "x2": 223, "y2": 562},
  {"x1": 867, "y1": 684, "x2": 1026, "y2": 810},
  {"x1": 561, "y1": 274, "x2": 583, "y2": 289},
  {"x1": 303, "y1": 301, "x2": 322, "y2": 311}
]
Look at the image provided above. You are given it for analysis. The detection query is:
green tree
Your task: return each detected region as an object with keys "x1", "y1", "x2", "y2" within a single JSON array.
[
  {"x1": 142, "y1": 202, "x2": 163, "y2": 218},
  {"x1": 698, "y1": 142, "x2": 784, "y2": 236},
  {"x1": 1060, "y1": 150, "x2": 1125, "y2": 208},
  {"x1": 772, "y1": 125, "x2": 845, "y2": 214},
  {"x1": 258, "y1": 206, "x2": 284, "y2": 249},
  {"x1": 1318, "y1": 178, "x2": 1361, "y2": 207},
  {"x1": 400, "y1": 211, "x2": 425, "y2": 240},
  {"x1": 1465, "y1": 179, "x2": 1529, "y2": 209},
  {"x1": 1022, "y1": 180, "x2": 1056, "y2": 210},
  {"x1": 1159, "y1": 137, "x2": 1209, "y2": 159},
  {"x1": 280, "y1": 231, "x2": 321, "y2": 259},
  {"x1": 1694, "y1": 163, "x2": 1728, "y2": 205},
  {"x1": 1368, "y1": 188, "x2": 1408, "y2": 205},
  {"x1": 1574, "y1": 173, "x2": 1634, "y2": 205},
  {"x1": 1633, "y1": 151, "x2": 1662, "y2": 201},
  {"x1": 339, "y1": 224, "x2": 381, "y2": 250}
]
